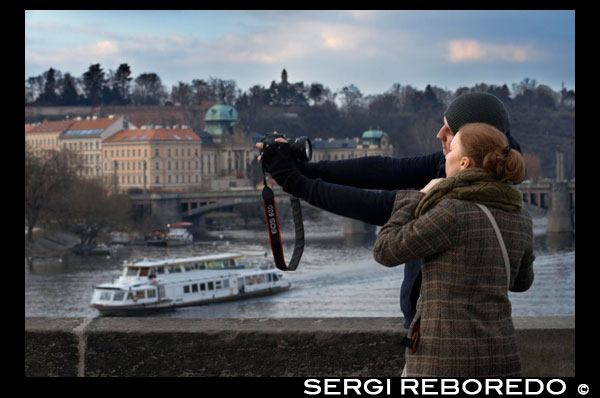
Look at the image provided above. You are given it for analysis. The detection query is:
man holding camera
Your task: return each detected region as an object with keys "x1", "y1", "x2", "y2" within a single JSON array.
[{"x1": 256, "y1": 92, "x2": 522, "y2": 329}]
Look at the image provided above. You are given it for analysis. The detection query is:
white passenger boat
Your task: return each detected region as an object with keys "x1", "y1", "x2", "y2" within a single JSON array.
[{"x1": 89, "y1": 253, "x2": 291, "y2": 316}]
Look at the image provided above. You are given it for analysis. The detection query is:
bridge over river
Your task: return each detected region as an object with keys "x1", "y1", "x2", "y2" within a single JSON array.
[{"x1": 130, "y1": 179, "x2": 574, "y2": 236}]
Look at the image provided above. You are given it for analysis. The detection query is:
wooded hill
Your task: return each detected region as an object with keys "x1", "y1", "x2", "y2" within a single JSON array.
[{"x1": 26, "y1": 64, "x2": 574, "y2": 180}]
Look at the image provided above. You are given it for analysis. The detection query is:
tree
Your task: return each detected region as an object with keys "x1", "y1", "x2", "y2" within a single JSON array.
[
  {"x1": 26, "y1": 75, "x2": 44, "y2": 104},
  {"x1": 25, "y1": 147, "x2": 81, "y2": 243},
  {"x1": 338, "y1": 84, "x2": 364, "y2": 113},
  {"x1": 559, "y1": 86, "x2": 575, "y2": 110},
  {"x1": 208, "y1": 77, "x2": 239, "y2": 104},
  {"x1": 191, "y1": 79, "x2": 213, "y2": 104},
  {"x1": 57, "y1": 73, "x2": 81, "y2": 105},
  {"x1": 236, "y1": 84, "x2": 268, "y2": 130},
  {"x1": 109, "y1": 63, "x2": 133, "y2": 105},
  {"x1": 65, "y1": 180, "x2": 133, "y2": 245},
  {"x1": 82, "y1": 63, "x2": 108, "y2": 106},
  {"x1": 308, "y1": 83, "x2": 327, "y2": 106},
  {"x1": 368, "y1": 92, "x2": 400, "y2": 116},
  {"x1": 170, "y1": 82, "x2": 193, "y2": 105},
  {"x1": 132, "y1": 73, "x2": 167, "y2": 105},
  {"x1": 37, "y1": 67, "x2": 59, "y2": 105},
  {"x1": 487, "y1": 84, "x2": 512, "y2": 104}
]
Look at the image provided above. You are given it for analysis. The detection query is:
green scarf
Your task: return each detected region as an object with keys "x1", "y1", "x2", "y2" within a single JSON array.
[{"x1": 414, "y1": 168, "x2": 523, "y2": 218}]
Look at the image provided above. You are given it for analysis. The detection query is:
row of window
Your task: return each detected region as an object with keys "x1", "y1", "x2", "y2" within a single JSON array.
[
  {"x1": 105, "y1": 147, "x2": 200, "y2": 159},
  {"x1": 27, "y1": 138, "x2": 59, "y2": 147},
  {"x1": 99, "y1": 289, "x2": 156, "y2": 301},
  {"x1": 124, "y1": 260, "x2": 238, "y2": 278},
  {"x1": 183, "y1": 279, "x2": 229, "y2": 294},
  {"x1": 108, "y1": 160, "x2": 205, "y2": 171},
  {"x1": 64, "y1": 141, "x2": 101, "y2": 150}
]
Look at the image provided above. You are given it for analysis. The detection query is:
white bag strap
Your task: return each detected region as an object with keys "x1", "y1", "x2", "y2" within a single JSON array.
[{"x1": 475, "y1": 203, "x2": 511, "y2": 289}]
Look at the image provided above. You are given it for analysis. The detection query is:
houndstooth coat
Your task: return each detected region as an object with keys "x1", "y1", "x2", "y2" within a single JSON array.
[{"x1": 373, "y1": 191, "x2": 535, "y2": 377}]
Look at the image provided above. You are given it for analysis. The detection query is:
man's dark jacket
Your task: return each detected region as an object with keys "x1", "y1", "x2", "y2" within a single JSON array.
[
  {"x1": 268, "y1": 133, "x2": 520, "y2": 329},
  {"x1": 287, "y1": 152, "x2": 446, "y2": 328}
]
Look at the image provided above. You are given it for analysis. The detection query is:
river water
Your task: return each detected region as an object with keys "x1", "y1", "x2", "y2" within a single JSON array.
[{"x1": 25, "y1": 210, "x2": 574, "y2": 319}]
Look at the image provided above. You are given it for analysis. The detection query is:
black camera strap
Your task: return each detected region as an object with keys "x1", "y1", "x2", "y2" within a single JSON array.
[{"x1": 261, "y1": 173, "x2": 305, "y2": 271}]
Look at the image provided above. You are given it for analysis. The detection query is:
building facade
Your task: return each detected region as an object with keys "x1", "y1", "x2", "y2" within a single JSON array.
[
  {"x1": 60, "y1": 116, "x2": 126, "y2": 179},
  {"x1": 312, "y1": 129, "x2": 393, "y2": 161},
  {"x1": 102, "y1": 127, "x2": 203, "y2": 193},
  {"x1": 25, "y1": 120, "x2": 75, "y2": 155},
  {"x1": 200, "y1": 94, "x2": 255, "y2": 190}
]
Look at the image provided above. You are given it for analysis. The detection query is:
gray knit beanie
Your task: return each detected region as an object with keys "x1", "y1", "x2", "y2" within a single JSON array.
[{"x1": 444, "y1": 92, "x2": 510, "y2": 135}]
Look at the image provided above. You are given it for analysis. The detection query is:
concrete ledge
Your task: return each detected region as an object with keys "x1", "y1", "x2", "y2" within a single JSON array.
[{"x1": 25, "y1": 316, "x2": 574, "y2": 377}]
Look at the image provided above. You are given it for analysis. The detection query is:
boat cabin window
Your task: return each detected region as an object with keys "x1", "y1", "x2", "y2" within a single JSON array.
[
  {"x1": 192, "y1": 284, "x2": 198, "y2": 293},
  {"x1": 139, "y1": 268, "x2": 149, "y2": 277},
  {"x1": 125, "y1": 267, "x2": 138, "y2": 277},
  {"x1": 215, "y1": 280, "x2": 222, "y2": 289},
  {"x1": 113, "y1": 291, "x2": 125, "y2": 301},
  {"x1": 207, "y1": 260, "x2": 224, "y2": 269},
  {"x1": 183, "y1": 285, "x2": 190, "y2": 294},
  {"x1": 200, "y1": 283, "x2": 206, "y2": 291},
  {"x1": 168, "y1": 265, "x2": 182, "y2": 273},
  {"x1": 207, "y1": 281, "x2": 214, "y2": 290},
  {"x1": 223, "y1": 279, "x2": 230, "y2": 289},
  {"x1": 157, "y1": 266, "x2": 165, "y2": 274},
  {"x1": 147, "y1": 289, "x2": 156, "y2": 298},
  {"x1": 137, "y1": 290, "x2": 146, "y2": 299},
  {"x1": 100, "y1": 291, "x2": 112, "y2": 301},
  {"x1": 199, "y1": 262, "x2": 206, "y2": 269},
  {"x1": 184, "y1": 264, "x2": 195, "y2": 271}
]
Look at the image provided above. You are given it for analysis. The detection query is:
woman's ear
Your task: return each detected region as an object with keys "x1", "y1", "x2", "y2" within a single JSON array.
[{"x1": 460, "y1": 156, "x2": 471, "y2": 169}]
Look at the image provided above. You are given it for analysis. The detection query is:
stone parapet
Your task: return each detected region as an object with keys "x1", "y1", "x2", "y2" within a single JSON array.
[{"x1": 25, "y1": 316, "x2": 574, "y2": 377}]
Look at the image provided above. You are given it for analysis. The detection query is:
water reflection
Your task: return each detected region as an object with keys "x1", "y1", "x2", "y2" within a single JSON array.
[
  {"x1": 544, "y1": 232, "x2": 575, "y2": 253},
  {"x1": 343, "y1": 233, "x2": 376, "y2": 248}
]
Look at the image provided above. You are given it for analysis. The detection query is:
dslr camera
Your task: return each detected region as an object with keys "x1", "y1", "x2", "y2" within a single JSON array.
[{"x1": 260, "y1": 132, "x2": 312, "y2": 162}]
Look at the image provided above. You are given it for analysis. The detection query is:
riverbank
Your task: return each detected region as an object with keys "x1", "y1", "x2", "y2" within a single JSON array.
[{"x1": 25, "y1": 229, "x2": 81, "y2": 259}]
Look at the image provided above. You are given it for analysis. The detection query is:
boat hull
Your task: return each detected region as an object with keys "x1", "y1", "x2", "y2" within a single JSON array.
[
  {"x1": 165, "y1": 239, "x2": 191, "y2": 247},
  {"x1": 91, "y1": 284, "x2": 291, "y2": 316}
]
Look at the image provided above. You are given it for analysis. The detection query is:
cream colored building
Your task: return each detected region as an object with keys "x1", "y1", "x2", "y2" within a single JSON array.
[
  {"x1": 25, "y1": 120, "x2": 75, "y2": 155},
  {"x1": 60, "y1": 116, "x2": 127, "y2": 179},
  {"x1": 102, "y1": 127, "x2": 203, "y2": 193},
  {"x1": 312, "y1": 129, "x2": 394, "y2": 161}
]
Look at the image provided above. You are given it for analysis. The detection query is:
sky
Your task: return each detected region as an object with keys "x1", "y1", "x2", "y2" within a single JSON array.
[{"x1": 25, "y1": 10, "x2": 575, "y2": 97}]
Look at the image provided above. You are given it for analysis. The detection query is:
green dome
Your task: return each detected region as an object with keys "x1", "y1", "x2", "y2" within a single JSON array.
[
  {"x1": 361, "y1": 129, "x2": 386, "y2": 139},
  {"x1": 205, "y1": 104, "x2": 238, "y2": 122},
  {"x1": 361, "y1": 129, "x2": 386, "y2": 146}
]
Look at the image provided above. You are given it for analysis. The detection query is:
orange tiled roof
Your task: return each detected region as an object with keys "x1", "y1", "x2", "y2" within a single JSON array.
[
  {"x1": 25, "y1": 124, "x2": 38, "y2": 135},
  {"x1": 66, "y1": 117, "x2": 119, "y2": 132},
  {"x1": 103, "y1": 128, "x2": 200, "y2": 143},
  {"x1": 28, "y1": 120, "x2": 75, "y2": 134}
]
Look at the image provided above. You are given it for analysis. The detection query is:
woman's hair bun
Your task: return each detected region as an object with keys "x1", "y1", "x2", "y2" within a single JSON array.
[{"x1": 459, "y1": 123, "x2": 526, "y2": 183}]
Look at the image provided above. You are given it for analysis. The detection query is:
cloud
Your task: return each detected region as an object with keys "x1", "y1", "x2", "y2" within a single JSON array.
[
  {"x1": 193, "y1": 20, "x2": 393, "y2": 66},
  {"x1": 93, "y1": 41, "x2": 119, "y2": 55},
  {"x1": 448, "y1": 39, "x2": 537, "y2": 63}
]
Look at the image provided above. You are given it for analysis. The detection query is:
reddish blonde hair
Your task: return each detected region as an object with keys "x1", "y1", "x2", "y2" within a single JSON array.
[{"x1": 458, "y1": 123, "x2": 526, "y2": 183}]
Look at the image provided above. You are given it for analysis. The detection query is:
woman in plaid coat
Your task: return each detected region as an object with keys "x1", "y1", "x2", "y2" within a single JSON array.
[{"x1": 374, "y1": 123, "x2": 535, "y2": 377}]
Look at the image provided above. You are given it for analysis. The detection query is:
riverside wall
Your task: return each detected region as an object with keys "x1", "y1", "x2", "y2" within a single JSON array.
[{"x1": 25, "y1": 316, "x2": 574, "y2": 377}]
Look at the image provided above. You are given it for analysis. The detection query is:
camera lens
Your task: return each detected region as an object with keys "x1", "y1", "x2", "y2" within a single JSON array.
[
  {"x1": 303, "y1": 138, "x2": 312, "y2": 162},
  {"x1": 290, "y1": 137, "x2": 312, "y2": 162}
]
